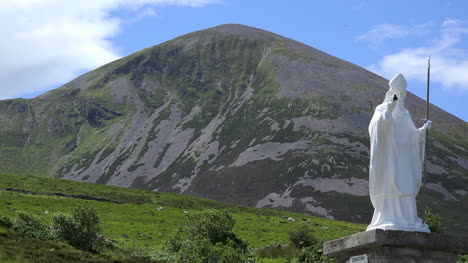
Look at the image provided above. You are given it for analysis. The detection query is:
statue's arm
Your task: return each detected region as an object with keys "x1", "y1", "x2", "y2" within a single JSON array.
[
  {"x1": 383, "y1": 100, "x2": 397, "y2": 121},
  {"x1": 369, "y1": 101, "x2": 397, "y2": 138},
  {"x1": 418, "y1": 120, "x2": 432, "y2": 137},
  {"x1": 416, "y1": 120, "x2": 432, "y2": 165}
]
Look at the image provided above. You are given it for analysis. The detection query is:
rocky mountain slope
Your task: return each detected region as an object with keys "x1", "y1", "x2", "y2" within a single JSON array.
[{"x1": 1, "y1": 24, "x2": 467, "y2": 234}]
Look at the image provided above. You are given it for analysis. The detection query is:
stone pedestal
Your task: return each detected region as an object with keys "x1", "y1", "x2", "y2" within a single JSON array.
[{"x1": 323, "y1": 229, "x2": 468, "y2": 263}]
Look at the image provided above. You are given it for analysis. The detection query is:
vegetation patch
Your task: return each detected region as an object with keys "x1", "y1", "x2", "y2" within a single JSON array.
[{"x1": 0, "y1": 173, "x2": 365, "y2": 262}]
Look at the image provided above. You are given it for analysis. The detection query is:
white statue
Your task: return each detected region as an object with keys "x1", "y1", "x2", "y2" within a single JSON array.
[{"x1": 367, "y1": 73, "x2": 432, "y2": 233}]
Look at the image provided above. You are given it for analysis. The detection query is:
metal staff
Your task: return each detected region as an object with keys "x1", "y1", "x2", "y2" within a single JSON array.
[
  {"x1": 422, "y1": 55, "x2": 430, "y2": 190},
  {"x1": 420, "y1": 55, "x2": 431, "y2": 217},
  {"x1": 426, "y1": 55, "x2": 430, "y2": 122}
]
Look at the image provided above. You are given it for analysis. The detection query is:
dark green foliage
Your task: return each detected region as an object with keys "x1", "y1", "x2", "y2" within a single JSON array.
[
  {"x1": 0, "y1": 226, "x2": 164, "y2": 263},
  {"x1": 297, "y1": 243, "x2": 336, "y2": 263},
  {"x1": 136, "y1": 249, "x2": 176, "y2": 262},
  {"x1": 0, "y1": 172, "x2": 367, "y2": 262},
  {"x1": 255, "y1": 245, "x2": 300, "y2": 259},
  {"x1": 288, "y1": 225, "x2": 317, "y2": 249},
  {"x1": 458, "y1": 254, "x2": 468, "y2": 263},
  {"x1": 185, "y1": 209, "x2": 246, "y2": 250},
  {"x1": 174, "y1": 237, "x2": 246, "y2": 263},
  {"x1": 165, "y1": 209, "x2": 251, "y2": 263},
  {"x1": 0, "y1": 216, "x2": 12, "y2": 228},
  {"x1": 53, "y1": 205, "x2": 102, "y2": 251},
  {"x1": 12, "y1": 211, "x2": 54, "y2": 240},
  {"x1": 424, "y1": 207, "x2": 443, "y2": 233},
  {"x1": 209, "y1": 240, "x2": 247, "y2": 263}
]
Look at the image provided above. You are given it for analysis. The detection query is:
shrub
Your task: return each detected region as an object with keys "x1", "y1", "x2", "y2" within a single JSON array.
[
  {"x1": 186, "y1": 209, "x2": 247, "y2": 250},
  {"x1": 424, "y1": 207, "x2": 443, "y2": 233},
  {"x1": 297, "y1": 243, "x2": 336, "y2": 263},
  {"x1": 53, "y1": 205, "x2": 101, "y2": 251},
  {"x1": 165, "y1": 230, "x2": 184, "y2": 253},
  {"x1": 209, "y1": 240, "x2": 246, "y2": 263},
  {"x1": 255, "y1": 245, "x2": 299, "y2": 259},
  {"x1": 175, "y1": 237, "x2": 246, "y2": 263},
  {"x1": 12, "y1": 211, "x2": 54, "y2": 240},
  {"x1": 458, "y1": 254, "x2": 468, "y2": 263},
  {"x1": 287, "y1": 225, "x2": 317, "y2": 249},
  {"x1": 0, "y1": 216, "x2": 12, "y2": 228},
  {"x1": 164, "y1": 209, "x2": 252, "y2": 263},
  {"x1": 135, "y1": 249, "x2": 176, "y2": 262},
  {"x1": 174, "y1": 237, "x2": 212, "y2": 263}
]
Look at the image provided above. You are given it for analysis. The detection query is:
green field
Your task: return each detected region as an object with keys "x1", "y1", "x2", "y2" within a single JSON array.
[{"x1": 0, "y1": 173, "x2": 365, "y2": 262}]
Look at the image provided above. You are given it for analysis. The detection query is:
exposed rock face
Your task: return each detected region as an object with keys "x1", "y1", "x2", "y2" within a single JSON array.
[{"x1": 1, "y1": 24, "x2": 467, "y2": 234}]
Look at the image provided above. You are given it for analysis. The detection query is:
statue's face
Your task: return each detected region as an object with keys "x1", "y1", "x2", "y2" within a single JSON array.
[
  {"x1": 395, "y1": 90, "x2": 406, "y2": 103},
  {"x1": 388, "y1": 75, "x2": 407, "y2": 104},
  {"x1": 384, "y1": 75, "x2": 408, "y2": 104}
]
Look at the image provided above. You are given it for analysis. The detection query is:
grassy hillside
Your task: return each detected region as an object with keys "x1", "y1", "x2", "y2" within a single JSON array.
[
  {"x1": 0, "y1": 173, "x2": 365, "y2": 262},
  {"x1": 0, "y1": 226, "x2": 162, "y2": 263}
]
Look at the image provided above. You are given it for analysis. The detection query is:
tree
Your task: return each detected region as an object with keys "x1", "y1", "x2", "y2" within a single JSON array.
[
  {"x1": 164, "y1": 209, "x2": 251, "y2": 263},
  {"x1": 287, "y1": 225, "x2": 317, "y2": 249},
  {"x1": 12, "y1": 211, "x2": 53, "y2": 240},
  {"x1": 53, "y1": 205, "x2": 101, "y2": 251},
  {"x1": 297, "y1": 243, "x2": 336, "y2": 263}
]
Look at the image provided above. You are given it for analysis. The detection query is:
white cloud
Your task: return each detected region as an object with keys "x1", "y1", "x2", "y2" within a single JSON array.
[
  {"x1": 368, "y1": 19, "x2": 468, "y2": 92},
  {"x1": 0, "y1": 0, "x2": 218, "y2": 99},
  {"x1": 442, "y1": 18, "x2": 460, "y2": 27},
  {"x1": 356, "y1": 23, "x2": 432, "y2": 46}
]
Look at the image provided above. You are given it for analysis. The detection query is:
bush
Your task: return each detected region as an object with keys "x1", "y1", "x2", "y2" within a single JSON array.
[
  {"x1": 0, "y1": 216, "x2": 12, "y2": 228},
  {"x1": 53, "y1": 205, "x2": 101, "y2": 251},
  {"x1": 209, "y1": 240, "x2": 246, "y2": 263},
  {"x1": 458, "y1": 254, "x2": 468, "y2": 263},
  {"x1": 12, "y1": 211, "x2": 54, "y2": 240},
  {"x1": 175, "y1": 237, "x2": 246, "y2": 263},
  {"x1": 424, "y1": 207, "x2": 443, "y2": 233},
  {"x1": 174, "y1": 237, "x2": 212, "y2": 263},
  {"x1": 165, "y1": 230, "x2": 184, "y2": 253},
  {"x1": 164, "y1": 209, "x2": 252, "y2": 263},
  {"x1": 288, "y1": 225, "x2": 317, "y2": 249},
  {"x1": 255, "y1": 245, "x2": 299, "y2": 259},
  {"x1": 135, "y1": 249, "x2": 176, "y2": 262},
  {"x1": 297, "y1": 243, "x2": 336, "y2": 263},
  {"x1": 186, "y1": 209, "x2": 247, "y2": 251}
]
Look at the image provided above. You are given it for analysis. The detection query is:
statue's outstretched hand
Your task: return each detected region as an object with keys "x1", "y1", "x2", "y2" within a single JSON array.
[
  {"x1": 422, "y1": 120, "x2": 432, "y2": 130},
  {"x1": 387, "y1": 100, "x2": 397, "y2": 112}
]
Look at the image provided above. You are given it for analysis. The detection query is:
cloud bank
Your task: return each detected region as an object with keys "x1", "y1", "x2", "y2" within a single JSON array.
[
  {"x1": 363, "y1": 20, "x2": 468, "y2": 92},
  {"x1": 0, "y1": 0, "x2": 217, "y2": 99}
]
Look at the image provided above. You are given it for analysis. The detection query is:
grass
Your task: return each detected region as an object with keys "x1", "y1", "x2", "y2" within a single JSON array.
[
  {"x1": 0, "y1": 173, "x2": 365, "y2": 261},
  {"x1": 255, "y1": 245, "x2": 300, "y2": 260},
  {"x1": 0, "y1": 226, "x2": 101, "y2": 263},
  {"x1": 0, "y1": 226, "x2": 164, "y2": 263}
]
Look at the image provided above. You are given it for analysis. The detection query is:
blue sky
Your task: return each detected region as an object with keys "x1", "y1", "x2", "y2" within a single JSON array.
[{"x1": 2, "y1": 0, "x2": 468, "y2": 121}]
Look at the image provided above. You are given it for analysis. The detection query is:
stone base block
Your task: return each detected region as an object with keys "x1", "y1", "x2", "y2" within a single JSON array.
[{"x1": 323, "y1": 229, "x2": 468, "y2": 263}]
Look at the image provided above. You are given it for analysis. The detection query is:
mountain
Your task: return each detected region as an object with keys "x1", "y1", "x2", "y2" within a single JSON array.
[{"x1": 1, "y1": 24, "x2": 467, "y2": 234}]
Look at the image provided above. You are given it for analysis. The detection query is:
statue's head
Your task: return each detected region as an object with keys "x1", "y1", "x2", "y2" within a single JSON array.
[{"x1": 385, "y1": 73, "x2": 407, "y2": 103}]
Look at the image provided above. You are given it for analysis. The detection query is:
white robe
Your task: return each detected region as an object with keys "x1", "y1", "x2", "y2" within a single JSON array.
[{"x1": 367, "y1": 102, "x2": 429, "y2": 232}]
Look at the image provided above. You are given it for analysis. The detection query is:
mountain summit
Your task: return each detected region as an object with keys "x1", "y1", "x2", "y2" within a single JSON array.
[{"x1": 1, "y1": 24, "x2": 467, "y2": 234}]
